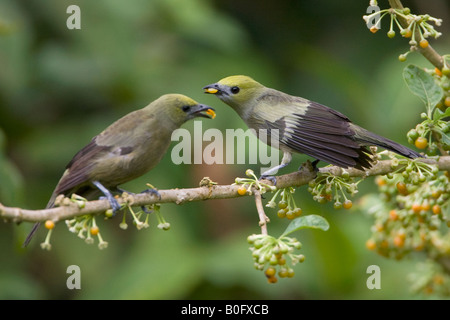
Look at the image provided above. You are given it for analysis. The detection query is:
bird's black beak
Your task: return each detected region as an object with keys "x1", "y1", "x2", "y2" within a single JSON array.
[
  {"x1": 203, "y1": 83, "x2": 223, "y2": 95},
  {"x1": 190, "y1": 104, "x2": 216, "y2": 119}
]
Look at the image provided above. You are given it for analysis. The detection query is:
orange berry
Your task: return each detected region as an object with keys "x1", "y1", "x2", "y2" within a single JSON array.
[
  {"x1": 366, "y1": 239, "x2": 377, "y2": 250},
  {"x1": 237, "y1": 186, "x2": 247, "y2": 196},
  {"x1": 411, "y1": 203, "x2": 422, "y2": 214},
  {"x1": 393, "y1": 235, "x2": 405, "y2": 247},
  {"x1": 396, "y1": 181, "x2": 408, "y2": 195},
  {"x1": 432, "y1": 204, "x2": 441, "y2": 215},
  {"x1": 90, "y1": 226, "x2": 100, "y2": 236},
  {"x1": 397, "y1": 231, "x2": 406, "y2": 240},
  {"x1": 267, "y1": 276, "x2": 278, "y2": 284},
  {"x1": 419, "y1": 39, "x2": 429, "y2": 48},
  {"x1": 389, "y1": 210, "x2": 398, "y2": 221},
  {"x1": 431, "y1": 190, "x2": 442, "y2": 199},
  {"x1": 421, "y1": 202, "x2": 431, "y2": 212},
  {"x1": 445, "y1": 96, "x2": 450, "y2": 108},
  {"x1": 403, "y1": 29, "x2": 412, "y2": 38},
  {"x1": 415, "y1": 137, "x2": 428, "y2": 149},
  {"x1": 375, "y1": 176, "x2": 386, "y2": 186},
  {"x1": 433, "y1": 275, "x2": 444, "y2": 285},
  {"x1": 435, "y1": 68, "x2": 443, "y2": 77},
  {"x1": 343, "y1": 200, "x2": 353, "y2": 210},
  {"x1": 44, "y1": 220, "x2": 55, "y2": 230}
]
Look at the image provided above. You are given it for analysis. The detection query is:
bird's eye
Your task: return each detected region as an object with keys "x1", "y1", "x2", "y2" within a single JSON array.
[
  {"x1": 182, "y1": 105, "x2": 191, "y2": 112},
  {"x1": 231, "y1": 86, "x2": 240, "y2": 94}
]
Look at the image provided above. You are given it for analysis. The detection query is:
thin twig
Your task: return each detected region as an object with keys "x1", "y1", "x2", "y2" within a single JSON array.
[{"x1": 254, "y1": 190, "x2": 269, "y2": 235}]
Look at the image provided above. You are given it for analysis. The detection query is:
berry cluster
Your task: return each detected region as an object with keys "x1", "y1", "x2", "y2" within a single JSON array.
[
  {"x1": 406, "y1": 85, "x2": 450, "y2": 156},
  {"x1": 247, "y1": 234, "x2": 305, "y2": 284},
  {"x1": 363, "y1": 6, "x2": 442, "y2": 61},
  {"x1": 307, "y1": 171, "x2": 360, "y2": 210},
  {"x1": 39, "y1": 191, "x2": 171, "y2": 250},
  {"x1": 433, "y1": 61, "x2": 450, "y2": 110},
  {"x1": 266, "y1": 187, "x2": 302, "y2": 219},
  {"x1": 409, "y1": 261, "x2": 450, "y2": 296},
  {"x1": 366, "y1": 163, "x2": 449, "y2": 261},
  {"x1": 66, "y1": 215, "x2": 108, "y2": 249}
]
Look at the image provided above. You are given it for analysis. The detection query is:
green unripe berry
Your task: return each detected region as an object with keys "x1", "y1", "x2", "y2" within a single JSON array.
[
  {"x1": 387, "y1": 30, "x2": 395, "y2": 38},
  {"x1": 254, "y1": 239, "x2": 264, "y2": 249},
  {"x1": 426, "y1": 144, "x2": 438, "y2": 156},
  {"x1": 407, "y1": 129, "x2": 419, "y2": 141},
  {"x1": 277, "y1": 208, "x2": 287, "y2": 218},
  {"x1": 287, "y1": 268, "x2": 295, "y2": 278},
  {"x1": 105, "y1": 209, "x2": 114, "y2": 218},
  {"x1": 278, "y1": 200, "x2": 288, "y2": 209},
  {"x1": 333, "y1": 201, "x2": 343, "y2": 210},
  {"x1": 399, "y1": 54, "x2": 407, "y2": 62},
  {"x1": 265, "y1": 267, "x2": 277, "y2": 277},
  {"x1": 442, "y1": 65, "x2": 450, "y2": 76},
  {"x1": 269, "y1": 255, "x2": 279, "y2": 265},
  {"x1": 278, "y1": 269, "x2": 288, "y2": 278},
  {"x1": 431, "y1": 166, "x2": 439, "y2": 175}
]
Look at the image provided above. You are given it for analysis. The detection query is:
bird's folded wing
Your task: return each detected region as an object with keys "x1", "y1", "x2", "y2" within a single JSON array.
[{"x1": 256, "y1": 96, "x2": 373, "y2": 169}]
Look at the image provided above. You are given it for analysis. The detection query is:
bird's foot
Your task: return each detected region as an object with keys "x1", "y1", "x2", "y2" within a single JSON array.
[
  {"x1": 259, "y1": 174, "x2": 277, "y2": 186},
  {"x1": 93, "y1": 181, "x2": 122, "y2": 215},
  {"x1": 140, "y1": 187, "x2": 162, "y2": 200},
  {"x1": 98, "y1": 195, "x2": 121, "y2": 214},
  {"x1": 138, "y1": 188, "x2": 161, "y2": 214},
  {"x1": 116, "y1": 186, "x2": 161, "y2": 213}
]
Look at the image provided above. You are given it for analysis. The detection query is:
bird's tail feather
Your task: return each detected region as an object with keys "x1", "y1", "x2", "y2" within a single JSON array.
[
  {"x1": 22, "y1": 192, "x2": 57, "y2": 248},
  {"x1": 353, "y1": 125, "x2": 422, "y2": 159}
]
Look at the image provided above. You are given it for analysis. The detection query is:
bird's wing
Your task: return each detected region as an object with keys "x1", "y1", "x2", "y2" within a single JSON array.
[
  {"x1": 54, "y1": 112, "x2": 148, "y2": 194},
  {"x1": 251, "y1": 93, "x2": 373, "y2": 169},
  {"x1": 53, "y1": 138, "x2": 113, "y2": 196}
]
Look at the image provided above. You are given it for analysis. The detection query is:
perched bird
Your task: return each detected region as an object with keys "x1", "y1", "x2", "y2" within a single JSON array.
[
  {"x1": 203, "y1": 75, "x2": 421, "y2": 176},
  {"x1": 23, "y1": 94, "x2": 215, "y2": 247}
]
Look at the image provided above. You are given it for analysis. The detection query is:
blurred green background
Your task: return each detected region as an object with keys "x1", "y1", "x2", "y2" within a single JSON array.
[{"x1": 0, "y1": 0, "x2": 449, "y2": 299}]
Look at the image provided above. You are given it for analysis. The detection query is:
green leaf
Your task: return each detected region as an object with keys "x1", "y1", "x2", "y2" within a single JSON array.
[
  {"x1": 433, "y1": 106, "x2": 450, "y2": 121},
  {"x1": 403, "y1": 64, "x2": 443, "y2": 115},
  {"x1": 440, "y1": 132, "x2": 450, "y2": 145},
  {"x1": 281, "y1": 214, "x2": 330, "y2": 237}
]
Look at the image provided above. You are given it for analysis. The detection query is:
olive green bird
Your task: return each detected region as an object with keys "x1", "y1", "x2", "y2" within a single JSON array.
[
  {"x1": 203, "y1": 75, "x2": 421, "y2": 177},
  {"x1": 23, "y1": 94, "x2": 215, "y2": 247}
]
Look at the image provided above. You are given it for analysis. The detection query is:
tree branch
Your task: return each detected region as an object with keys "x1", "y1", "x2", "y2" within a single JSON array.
[{"x1": 1, "y1": 156, "x2": 449, "y2": 224}]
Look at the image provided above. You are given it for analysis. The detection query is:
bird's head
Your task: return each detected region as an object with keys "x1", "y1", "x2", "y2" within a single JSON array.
[
  {"x1": 156, "y1": 94, "x2": 215, "y2": 126},
  {"x1": 203, "y1": 75, "x2": 264, "y2": 115}
]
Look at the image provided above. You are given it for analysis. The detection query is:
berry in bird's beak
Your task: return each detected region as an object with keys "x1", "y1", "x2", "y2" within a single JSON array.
[
  {"x1": 205, "y1": 109, "x2": 216, "y2": 119},
  {"x1": 204, "y1": 87, "x2": 219, "y2": 94}
]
